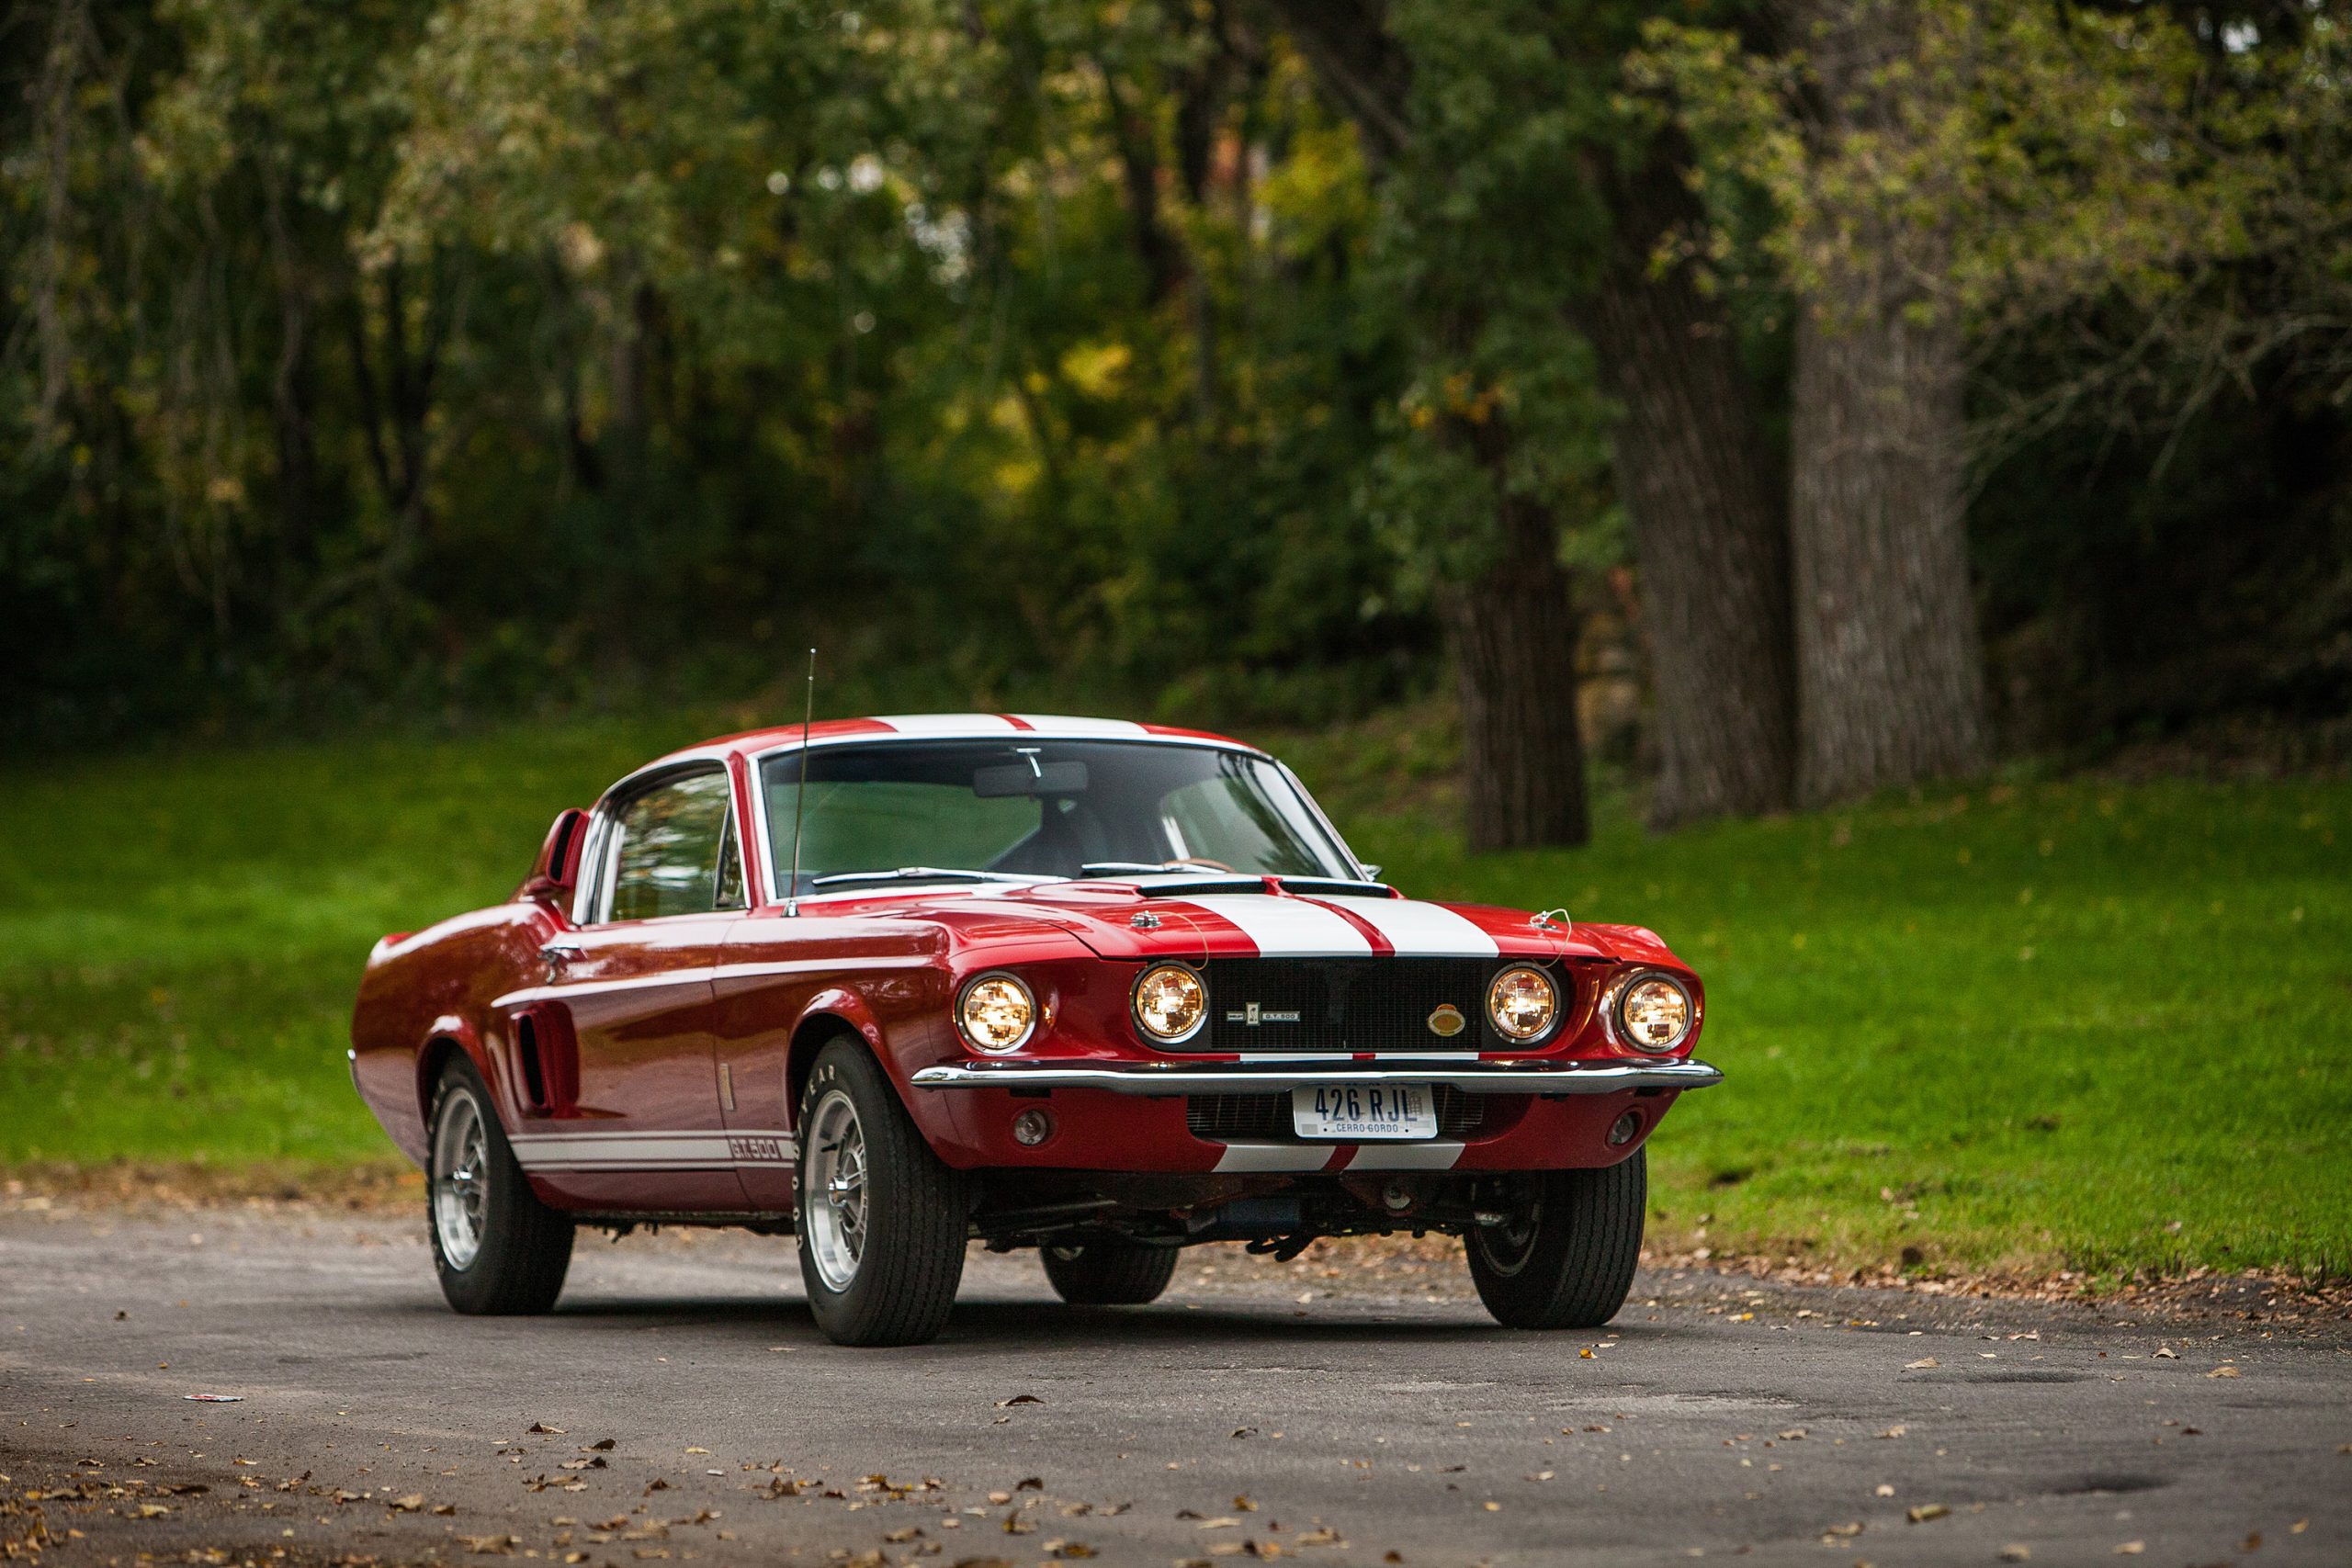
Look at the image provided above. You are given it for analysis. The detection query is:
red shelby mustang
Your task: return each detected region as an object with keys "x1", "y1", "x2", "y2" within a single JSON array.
[{"x1": 350, "y1": 713, "x2": 1721, "y2": 1345}]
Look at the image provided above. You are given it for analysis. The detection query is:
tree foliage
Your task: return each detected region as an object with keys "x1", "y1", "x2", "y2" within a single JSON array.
[{"x1": 3, "y1": 0, "x2": 2346, "y2": 787}]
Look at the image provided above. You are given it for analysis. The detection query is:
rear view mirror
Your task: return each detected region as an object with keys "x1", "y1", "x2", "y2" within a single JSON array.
[
  {"x1": 522, "y1": 807, "x2": 590, "y2": 902},
  {"x1": 973, "y1": 760, "x2": 1090, "y2": 798}
]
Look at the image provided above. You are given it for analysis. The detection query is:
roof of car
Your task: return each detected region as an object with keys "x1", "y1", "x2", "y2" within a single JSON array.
[{"x1": 659, "y1": 713, "x2": 1260, "y2": 772}]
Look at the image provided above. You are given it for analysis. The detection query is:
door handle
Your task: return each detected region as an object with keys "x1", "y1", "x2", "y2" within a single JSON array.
[{"x1": 538, "y1": 942, "x2": 584, "y2": 973}]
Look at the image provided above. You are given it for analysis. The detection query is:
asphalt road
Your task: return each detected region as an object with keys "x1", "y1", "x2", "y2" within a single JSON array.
[{"x1": 3, "y1": 1204, "x2": 2346, "y2": 1568}]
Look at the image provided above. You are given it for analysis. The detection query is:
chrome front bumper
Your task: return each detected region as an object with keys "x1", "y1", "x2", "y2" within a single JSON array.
[{"x1": 909, "y1": 1058, "x2": 1723, "y2": 1096}]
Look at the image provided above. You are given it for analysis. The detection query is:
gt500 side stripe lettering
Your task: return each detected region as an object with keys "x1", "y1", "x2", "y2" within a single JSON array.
[{"x1": 508, "y1": 1130, "x2": 796, "y2": 1170}]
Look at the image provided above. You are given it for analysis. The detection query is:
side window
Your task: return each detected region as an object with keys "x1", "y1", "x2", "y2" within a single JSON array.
[
  {"x1": 603, "y1": 770, "x2": 736, "y2": 921},
  {"x1": 715, "y1": 811, "x2": 746, "y2": 911}
]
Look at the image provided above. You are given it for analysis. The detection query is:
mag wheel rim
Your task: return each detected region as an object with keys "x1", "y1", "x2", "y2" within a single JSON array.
[
  {"x1": 802, "y1": 1089, "x2": 868, "y2": 1292},
  {"x1": 431, "y1": 1090, "x2": 490, "y2": 1271},
  {"x1": 1475, "y1": 1187, "x2": 1543, "y2": 1279}
]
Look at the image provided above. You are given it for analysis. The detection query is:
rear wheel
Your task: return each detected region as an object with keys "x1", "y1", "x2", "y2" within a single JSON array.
[
  {"x1": 1041, "y1": 1237, "x2": 1178, "y2": 1305},
  {"x1": 1464, "y1": 1151, "x2": 1645, "y2": 1330},
  {"x1": 426, "y1": 1057, "x2": 573, "y2": 1314},
  {"x1": 796, "y1": 1039, "x2": 969, "y2": 1346}
]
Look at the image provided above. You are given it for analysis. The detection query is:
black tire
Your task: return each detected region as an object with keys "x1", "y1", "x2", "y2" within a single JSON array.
[
  {"x1": 1041, "y1": 1237, "x2": 1179, "y2": 1305},
  {"x1": 1464, "y1": 1150, "x2": 1645, "y2": 1330},
  {"x1": 796, "y1": 1039, "x2": 969, "y2": 1346},
  {"x1": 426, "y1": 1057, "x2": 574, "y2": 1314}
]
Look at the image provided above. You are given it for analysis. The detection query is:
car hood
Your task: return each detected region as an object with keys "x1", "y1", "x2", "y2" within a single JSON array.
[{"x1": 921, "y1": 874, "x2": 1608, "y2": 963}]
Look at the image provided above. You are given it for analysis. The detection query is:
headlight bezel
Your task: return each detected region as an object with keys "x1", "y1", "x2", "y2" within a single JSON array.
[
  {"x1": 956, "y1": 971, "x2": 1038, "y2": 1054},
  {"x1": 1131, "y1": 962, "x2": 1209, "y2": 1045},
  {"x1": 1485, "y1": 963, "x2": 1562, "y2": 1043},
  {"x1": 1610, "y1": 969, "x2": 1696, "y2": 1055}
]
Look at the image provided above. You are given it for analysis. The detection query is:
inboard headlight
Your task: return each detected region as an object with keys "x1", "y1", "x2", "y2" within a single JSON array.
[
  {"x1": 1132, "y1": 964, "x2": 1206, "y2": 1043},
  {"x1": 958, "y1": 973, "x2": 1036, "y2": 1053},
  {"x1": 1487, "y1": 964, "x2": 1559, "y2": 1041},
  {"x1": 1615, "y1": 972, "x2": 1693, "y2": 1054}
]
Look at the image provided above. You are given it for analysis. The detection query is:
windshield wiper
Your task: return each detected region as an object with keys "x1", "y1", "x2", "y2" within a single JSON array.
[
  {"x1": 1079, "y1": 861, "x2": 1178, "y2": 875},
  {"x1": 808, "y1": 866, "x2": 1046, "y2": 888}
]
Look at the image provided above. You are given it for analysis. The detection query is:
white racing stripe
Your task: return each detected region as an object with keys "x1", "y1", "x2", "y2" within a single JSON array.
[
  {"x1": 1210, "y1": 1143, "x2": 1339, "y2": 1174},
  {"x1": 1182, "y1": 896, "x2": 1373, "y2": 957},
  {"x1": 1343, "y1": 1142, "x2": 1464, "y2": 1172},
  {"x1": 872, "y1": 713, "x2": 1019, "y2": 735},
  {"x1": 509, "y1": 1129, "x2": 795, "y2": 1171},
  {"x1": 1316, "y1": 897, "x2": 1499, "y2": 958},
  {"x1": 1006, "y1": 715, "x2": 1148, "y2": 736}
]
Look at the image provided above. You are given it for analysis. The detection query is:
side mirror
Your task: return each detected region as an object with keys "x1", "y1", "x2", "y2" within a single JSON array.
[{"x1": 522, "y1": 807, "x2": 590, "y2": 904}]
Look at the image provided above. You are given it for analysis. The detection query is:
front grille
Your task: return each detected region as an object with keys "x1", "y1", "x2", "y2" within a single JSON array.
[
  {"x1": 1192, "y1": 957, "x2": 1546, "y2": 1052},
  {"x1": 1185, "y1": 1085, "x2": 1485, "y2": 1143}
]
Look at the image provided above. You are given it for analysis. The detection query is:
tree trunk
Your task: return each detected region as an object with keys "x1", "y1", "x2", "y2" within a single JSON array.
[
  {"x1": 1790, "y1": 268, "x2": 1987, "y2": 803},
  {"x1": 1442, "y1": 486, "x2": 1589, "y2": 852},
  {"x1": 1785, "y1": 0, "x2": 1989, "y2": 804},
  {"x1": 1579, "y1": 142, "x2": 1794, "y2": 827}
]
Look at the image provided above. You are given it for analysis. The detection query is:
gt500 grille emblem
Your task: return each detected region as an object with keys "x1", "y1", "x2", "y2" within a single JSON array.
[{"x1": 1224, "y1": 1002, "x2": 1302, "y2": 1026}]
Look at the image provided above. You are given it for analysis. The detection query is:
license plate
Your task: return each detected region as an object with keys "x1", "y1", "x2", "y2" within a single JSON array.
[{"x1": 1291, "y1": 1083, "x2": 1438, "y2": 1141}]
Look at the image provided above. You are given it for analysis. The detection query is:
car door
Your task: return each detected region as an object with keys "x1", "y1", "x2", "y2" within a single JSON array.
[{"x1": 507, "y1": 764, "x2": 748, "y2": 1211}]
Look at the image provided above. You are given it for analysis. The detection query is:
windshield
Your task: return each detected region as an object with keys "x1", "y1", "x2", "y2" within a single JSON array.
[{"x1": 760, "y1": 739, "x2": 1357, "y2": 895}]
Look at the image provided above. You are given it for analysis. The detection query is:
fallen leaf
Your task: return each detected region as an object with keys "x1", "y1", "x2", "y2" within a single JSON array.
[
  {"x1": 132, "y1": 1504, "x2": 172, "y2": 1519},
  {"x1": 2114, "y1": 1543, "x2": 2144, "y2": 1556},
  {"x1": 883, "y1": 1527, "x2": 922, "y2": 1542},
  {"x1": 2208, "y1": 1366, "x2": 2241, "y2": 1379},
  {"x1": 1017, "y1": 1477, "x2": 1044, "y2": 1491},
  {"x1": 1906, "y1": 1505, "x2": 1951, "y2": 1524},
  {"x1": 1578, "y1": 1348, "x2": 1595, "y2": 1359},
  {"x1": 2152, "y1": 1348, "x2": 2177, "y2": 1359},
  {"x1": 2243, "y1": 1532, "x2": 2263, "y2": 1551},
  {"x1": 987, "y1": 1491, "x2": 1012, "y2": 1506},
  {"x1": 590, "y1": 1438, "x2": 617, "y2": 1450},
  {"x1": 1874, "y1": 1426, "x2": 1907, "y2": 1439},
  {"x1": 1232, "y1": 1427, "x2": 1259, "y2": 1438},
  {"x1": 1821, "y1": 1523, "x2": 1861, "y2": 1540},
  {"x1": 1199, "y1": 1517, "x2": 1244, "y2": 1529},
  {"x1": 390, "y1": 1494, "x2": 425, "y2": 1512},
  {"x1": 995, "y1": 1394, "x2": 1044, "y2": 1408},
  {"x1": 458, "y1": 1533, "x2": 521, "y2": 1554},
  {"x1": 1873, "y1": 1484, "x2": 1894, "y2": 1497},
  {"x1": 528, "y1": 1423, "x2": 566, "y2": 1435},
  {"x1": 1998, "y1": 1547, "x2": 2030, "y2": 1562},
  {"x1": 1295, "y1": 1528, "x2": 1343, "y2": 1547},
  {"x1": 434, "y1": 1503, "x2": 457, "y2": 1516},
  {"x1": 1905, "y1": 1358, "x2": 1939, "y2": 1371}
]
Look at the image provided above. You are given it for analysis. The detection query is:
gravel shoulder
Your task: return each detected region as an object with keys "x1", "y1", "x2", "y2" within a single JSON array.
[{"x1": 4, "y1": 1200, "x2": 2348, "y2": 1568}]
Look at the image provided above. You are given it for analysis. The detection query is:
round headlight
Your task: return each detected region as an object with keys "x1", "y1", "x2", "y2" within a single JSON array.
[
  {"x1": 1616, "y1": 973, "x2": 1693, "y2": 1054},
  {"x1": 1132, "y1": 964, "x2": 1207, "y2": 1043},
  {"x1": 958, "y1": 974, "x2": 1035, "y2": 1053},
  {"x1": 1487, "y1": 964, "x2": 1559, "y2": 1041}
]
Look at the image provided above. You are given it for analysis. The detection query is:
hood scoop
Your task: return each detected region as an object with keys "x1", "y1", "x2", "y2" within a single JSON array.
[{"x1": 1056, "y1": 872, "x2": 1396, "y2": 901}]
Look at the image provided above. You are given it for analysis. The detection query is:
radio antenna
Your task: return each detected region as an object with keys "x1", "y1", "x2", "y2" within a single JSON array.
[{"x1": 786, "y1": 647, "x2": 816, "y2": 917}]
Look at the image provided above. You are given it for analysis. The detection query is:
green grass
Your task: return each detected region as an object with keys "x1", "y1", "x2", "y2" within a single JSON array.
[{"x1": 4, "y1": 711, "x2": 2347, "y2": 1281}]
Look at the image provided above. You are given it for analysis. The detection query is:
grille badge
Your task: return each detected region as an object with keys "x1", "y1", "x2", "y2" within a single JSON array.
[
  {"x1": 1427, "y1": 1003, "x2": 1468, "y2": 1037},
  {"x1": 1225, "y1": 1002, "x2": 1302, "y2": 1026}
]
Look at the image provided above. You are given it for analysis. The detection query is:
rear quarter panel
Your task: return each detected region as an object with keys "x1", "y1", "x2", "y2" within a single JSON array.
[{"x1": 349, "y1": 902, "x2": 555, "y2": 1165}]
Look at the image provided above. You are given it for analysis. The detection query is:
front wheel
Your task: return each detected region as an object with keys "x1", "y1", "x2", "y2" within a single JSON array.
[
  {"x1": 1042, "y1": 1237, "x2": 1178, "y2": 1305},
  {"x1": 796, "y1": 1039, "x2": 969, "y2": 1346},
  {"x1": 1464, "y1": 1151, "x2": 1645, "y2": 1330},
  {"x1": 426, "y1": 1058, "x2": 574, "y2": 1314}
]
